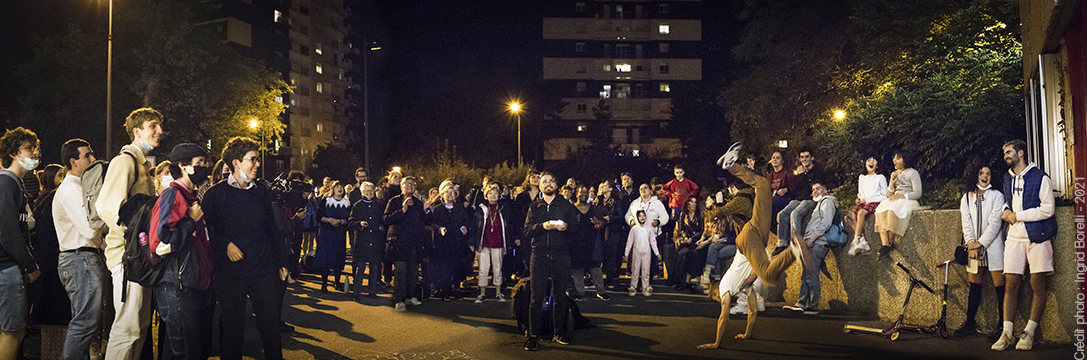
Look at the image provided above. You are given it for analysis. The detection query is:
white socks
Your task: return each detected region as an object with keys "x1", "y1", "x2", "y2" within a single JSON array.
[
  {"x1": 1025, "y1": 320, "x2": 1039, "y2": 336},
  {"x1": 1003, "y1": 321, "x2": 1014, "y2": 335}
]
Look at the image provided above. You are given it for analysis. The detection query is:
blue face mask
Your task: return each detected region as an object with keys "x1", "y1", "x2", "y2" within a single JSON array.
[{"x1": 140, "y1": 138, "x2": 154, "y2": 152}]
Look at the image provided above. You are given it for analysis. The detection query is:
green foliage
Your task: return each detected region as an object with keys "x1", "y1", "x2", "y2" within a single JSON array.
[
  {"x1": 399, "y1": 149, "x2": 535, "y2": 192},
  {"x1": 922, "y1": 178, "x2": 966, "y2": 210}
]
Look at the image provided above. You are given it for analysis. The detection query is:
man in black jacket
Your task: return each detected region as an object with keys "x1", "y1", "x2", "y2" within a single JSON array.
[
  {"x1": 383, "y1": 176, "x2": 428, "y2": 311},
  {"x1": 522, "y1": 172, "x2": 578, "y2": 350},
  {"x1": 350, "y1": 181, "x2": 386, "y2": 300}
]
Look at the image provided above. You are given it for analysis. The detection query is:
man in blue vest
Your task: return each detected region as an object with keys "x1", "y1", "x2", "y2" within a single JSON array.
[{"x1": 991, "y1": 139, "x2": 1056, "y2": 352}]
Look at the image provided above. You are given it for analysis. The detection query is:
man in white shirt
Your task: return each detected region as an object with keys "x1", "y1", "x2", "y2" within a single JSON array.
[{"x1": 53, "y1": 138, "x2": 105, "y2": 360}]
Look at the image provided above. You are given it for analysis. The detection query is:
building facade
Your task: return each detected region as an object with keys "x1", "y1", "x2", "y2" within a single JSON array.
[
  {"x1": 542, "y1": 0, "x2": 702, "y2": 160},
  {"x1": 201, "y1": 0, "x2": 353, "y2": 172}
]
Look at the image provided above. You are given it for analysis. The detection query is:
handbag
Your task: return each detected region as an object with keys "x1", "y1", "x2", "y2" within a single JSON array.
[{"x1": 954, "y1": 243, "x2": 968, "y2": 266}]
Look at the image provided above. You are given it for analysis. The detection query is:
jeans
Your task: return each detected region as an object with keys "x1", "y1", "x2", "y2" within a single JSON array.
[
  {"x1": 393, "y1": 253, "x2": 421, "y2": 302},
  {"x1": 217, "y1": 274, "x2": 283, "y2": 360},
  {"x1": 529, "y1": 253, "x2": 570, "y2": 337},
  {"x1": 153, "y1": 282, "x2": 214, "y2": 360},
  {"x1": 0, "y1": 265, "x2": 27, "y2": 333},
  {"x1": 570, "y1": 267, "x2": 605, "y2": 296},
  {"x1": 777, "y1": 200, "x2": 816, "y2": 247},
  {"x1": 797, "y1": 241, "x2": 830, "y2": 310},
  {"x1": 58, "y1": 251, "x2": 108, "y2": 360},
  {"x1": 705, "y1": 242, "x2": 737, "y2": 268},
  {"x1": 106, "y1": 265, "x2": 152, "y2": 360}
]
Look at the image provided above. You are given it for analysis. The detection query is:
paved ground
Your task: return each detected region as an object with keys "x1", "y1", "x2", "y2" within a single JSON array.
[{"x1": 247, "y1": 273, "x2": 1070, "y2": 360}]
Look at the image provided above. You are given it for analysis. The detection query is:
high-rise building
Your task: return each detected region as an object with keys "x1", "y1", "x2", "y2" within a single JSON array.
[
  {"x1": 200, "y1": 0, "x2": 353, "y2": 172},
  {"x1": 542, "y1": 0, "x2": 702, "y2": 160}
]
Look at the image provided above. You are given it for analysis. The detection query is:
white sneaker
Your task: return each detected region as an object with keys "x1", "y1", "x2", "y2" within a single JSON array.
[
  {"x1": 717, "y1": 142, "x2": 743, "y2": 170},
  {"x1": 395, "y1": 302, "x2": 407, "y2": 311},
  {"x1": 408, "y1": 297, "x2": 422, "y2": 306},
  {"x1": 496, "y1": 294, "x2": 506, "y2": 302},
  {"x1": 1015, "y1": 332, "x2": 1033, "y2": 350},
  {"x1": 757, "y1": 297, "x2": 765, "y2": 312},
  {"x1": 628, "y1": 287, "x2": 637, "y2": 297},
  {"x1": 643, "y1": 286, "x2": 653, "y2": 297},
  {"x1": 847, "y1": 238, "x2": 859, "y2": 256},
  {"x1": 286, "y1": 275, "x2": 297, "y2": 284},
  {"x1": 474, "y1": 294, "x2": 486, "y2": 304},
  {"x1": 991, "y1": 332, "x2": 1013, "y2": 351},
  {"x1": 729, "y1": 303, "x2": 747, "y2": 315}
]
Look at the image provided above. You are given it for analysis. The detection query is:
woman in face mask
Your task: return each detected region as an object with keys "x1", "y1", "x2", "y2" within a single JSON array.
[{"x1": 154, "y1": 160, "x2": 173, "y2": 195}]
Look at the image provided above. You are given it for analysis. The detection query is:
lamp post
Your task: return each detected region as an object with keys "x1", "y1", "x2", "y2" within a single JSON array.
[
  {"x1": 508, "y1": 102, "x2": 522, "y2": 167},
  {"x1": 250, "y1": 120, "x2": 265, "y2": 179},
  {"x1": 363, "y1": 37, "x2": 381, "y2": 172},
  {"x1": 105, "y1": 0, "x2": 113, "y2": 151}
]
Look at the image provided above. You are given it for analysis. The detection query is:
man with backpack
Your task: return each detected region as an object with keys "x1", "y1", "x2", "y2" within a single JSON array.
[
  {"x1": 96, "y1": 108, "x2": 162, "y2": 360},
  {"x1": 0, "y1": 127, "x2": 42, "y2": 360},
  {"x1": 53, "y1": 138, "x2": 106, "y2": 360},
  {"x1": 202, "y1": 137, "x2": 289, "y2": 360},
  {"x1": 782, "y1": 181, "x2": 838, "y2": 315},
  {"x1": 149, "y1": 144, "x2": 214, "y2": 359}
]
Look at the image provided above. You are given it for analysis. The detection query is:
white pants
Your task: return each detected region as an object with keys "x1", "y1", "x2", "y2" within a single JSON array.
[
  {"x1": 105, "y1": 265, "x2": 151, "y2": 360},
  {"x1": 629, "y1": 251, "x2": 652, "y2": 290},
  {"x1": 478, "y1": 247, "x2": 504, "y2": 290}
]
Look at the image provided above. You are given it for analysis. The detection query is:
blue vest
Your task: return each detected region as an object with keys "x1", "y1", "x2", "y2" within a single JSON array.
[{"x1": 1003, "y1": 167, "x2": 1058, "y2": 243}]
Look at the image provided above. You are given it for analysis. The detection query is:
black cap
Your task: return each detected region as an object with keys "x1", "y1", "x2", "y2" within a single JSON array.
[{"x1": 169, "y1": 143, "x2": 207, "y2": 162}]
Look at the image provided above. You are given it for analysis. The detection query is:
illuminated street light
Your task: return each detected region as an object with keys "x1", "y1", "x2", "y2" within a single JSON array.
[
  {"x1": 508, "y1": 101, "x2": 523, "y2": 167},
  {"x1": 249, "y1": 119, "x2": 259, "y2": 129},
  {"x1": 834, "y1": 110, "x2": 846, "y2": 120},
  {"x1": 249, "y1": 119, "x2": 265, "y2": 178}
]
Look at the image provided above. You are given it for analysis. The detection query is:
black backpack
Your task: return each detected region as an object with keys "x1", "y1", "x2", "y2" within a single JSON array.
[
  {"x1": 511, "y1": 277, "x2": 592, "y2": 337},
  {"x1": 117, "y1": 193, "x2": 163, "y2": 300}
]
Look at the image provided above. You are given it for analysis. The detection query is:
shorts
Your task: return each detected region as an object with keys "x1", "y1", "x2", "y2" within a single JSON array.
[
  {"x1": 0, "y1": 265, "x2": 28, "y2": 332},
  {"x1": 1002, "y1": 239, "x2": 1053, "y2": 275},
  {"x1": 851, "y1": 201, "x2": 880, "y2": 215}
]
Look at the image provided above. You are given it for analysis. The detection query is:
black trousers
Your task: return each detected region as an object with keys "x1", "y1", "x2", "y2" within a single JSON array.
[
  {"x1": 216, "y1": 273, "x2": 283, "y2": 360},
  {"x1": 529, "y1": 253, "x2": 571, "y2": 337}
]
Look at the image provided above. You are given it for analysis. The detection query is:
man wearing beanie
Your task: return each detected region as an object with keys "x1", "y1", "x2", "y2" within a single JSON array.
[{"x1": 149, "y1": 143, "x2": 215, "y2": 359}]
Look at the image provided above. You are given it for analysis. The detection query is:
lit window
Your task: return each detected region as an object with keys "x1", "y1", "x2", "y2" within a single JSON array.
[
  {"x1": 274, "y1": 10, "x2": 282, "y2": 22},
  {"x1": 632, "y1": 149, "x2": 640, "y2": 157},
  {"x1": 577, "y1": 125, "x2": 586, "y2": 132},
  {"x1": 659, "y1": 24, "x2": 670, "y2": 34},
  {"x1": 275, "y1": 96, "x2": 283, "y2": 103},
  {"x1": 576, "y1": 82, "x2": 586, "y2": 92},
  {"x1": 659, "y1": 43, "x2": 669, "y2": 53},
  {"x1": 603, "y1": 64, "x2": 612, "y2": 72},
  {"x1": 317, "y1": 123, "x2": 324, "y2": 132},
  {"x1": 616, "y1": 64, "x2": 631, "y2": 72},
  {"x1": 600, "y1": 85, "x2": 612, "y2": 98},
  {"x1": 316, "y1": 44, "x2": 323, "y2": 55},
  {"x1": 576, "y1": 2, "x2": 585, "y2": 12},
  {"x1": 316, "y1": 82, "x2": 324, "y2": 93},
  {"x1": 576, "y1": 43, "x2": 585, "y2": 52},
  {"x1": 659, "y1": 64, "x2": 670, "y2": 74},
  {"x1": 316, "y1": 64, "x2": 323, "y2": 74},
  {"x1": 659, "y1": 83, "x2": 670, "y2": 92}
]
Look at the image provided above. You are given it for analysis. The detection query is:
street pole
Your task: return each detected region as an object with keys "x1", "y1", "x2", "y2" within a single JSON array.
[
  {"x1": 106, "y1": 0, "x2": 113, "y2": 151},
  {"x1": 363, "y1": 35, "x2": 370, "y2": 172},
  {"x1": 262, "y1": 129, "x2": 266, "y2": 179},
  {"x1": 517, "y1": 112, "x2": 522, "y2": 168}
]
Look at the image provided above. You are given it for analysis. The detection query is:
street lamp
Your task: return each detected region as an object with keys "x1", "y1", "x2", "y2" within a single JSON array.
[
  {"x1": 249, "y1": 119, "x2": 266, "y2": 179},
  {"x1": 363, "y1": 37, "x2": 381, "y2": 172},
  {"x1": 105, "y1": 0, "x2": 114, "y2": 151},
  {"x1": 834, "y1": 110, "x2": 846, "y2": 121},
  {"x1": 508, "y1": 101, "x2": 523, "y2": 167}
]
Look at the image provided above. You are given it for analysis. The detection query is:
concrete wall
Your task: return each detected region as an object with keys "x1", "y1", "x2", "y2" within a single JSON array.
[{"x1": 771, "y1": 207, "x2": 1076, "y2": 343}]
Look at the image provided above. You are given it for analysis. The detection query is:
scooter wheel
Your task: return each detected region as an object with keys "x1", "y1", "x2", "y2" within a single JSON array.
[
  {"x1": 890, "y1": 331, "x2": 900, "y2": 341},
  {"x1": 939, "y1": 327, "x2": 949, "y2": 339}
]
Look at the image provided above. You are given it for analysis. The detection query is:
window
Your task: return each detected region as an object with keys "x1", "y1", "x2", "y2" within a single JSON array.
[
  {"x1": 603, "y1": 44, "x2": 611, "y2": 58},
  {"x1": 315, "y1": 64, "x2": 323, "y2": 74},
  {"x1": 616, "y1": 44, "x2": 630, "y2": 58},
  {"x1": 615, "y1": 64, "x2": 631, "y2": 72},
  {"x1": 576, "y1": 82, "x2": 586, "y2": 92},
  {"x1": 575, "y1": 42, "x2": 586, "y2": 52},
  {"x1": 659, "y1": 63, "x2": 670, "y2": 74},
  {"x1": 603, "y1": 64, "x2": 612, "y2": 72},
  {"x1": 275, "y1": 96, "x2": 283, "y2": 103},
  {"x1": 636, "y1": 65, "x2": 644, "y2": 72},
  {"x1": 316, "y1": 82, "x2": 324, "y2": 93},
  {"x1": 300, "y1": 46, "x2": 310, "y2": 56},
  {"x1": 659, "y1": 83, "x2": 670, "y2": 92},
  {"x1": 316, "y1": 44, "x2": 323, "y2": 55},
  {"x1": 616, "y1": 5, "x2": 624, "y2": 19},
  {"x1": 577, "y1": 125, "x2": 586, "y2": 131},
  {"x1": 659, "y1": 43, "x2": 670, "y2": 53},
  {"x1": 317, "y1": 123, "x2": 324, "y2": 132},
  {"x1": 616, "y1": 83, "x2": 630, "y2": 98},
  {"x1": 659, "y1": 4, "x2": 670, "y2": 14},
  {"x1": 274, "y1": 10, "x2": 283, "y2": 22},
  {"x1": 601, "y1": 85, "x2": 612, "y2": 98},
  {"x1": 576, "y1": 104, "x2": 587, "y2": 113},
  {"x1": 659, "y1": 24, "x2": 670, "y2": 34},
  {"x1": 575, "y1": 2, "x2": 585, "y2": 12}
]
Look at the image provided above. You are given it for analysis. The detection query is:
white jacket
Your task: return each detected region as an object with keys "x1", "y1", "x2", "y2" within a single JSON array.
[
  {"x1": 625, "y1": 196, "x2": 669, "y2": 234},
  {"x1": 960, "y1": 188, "x2": 1005, "y2": 249}
]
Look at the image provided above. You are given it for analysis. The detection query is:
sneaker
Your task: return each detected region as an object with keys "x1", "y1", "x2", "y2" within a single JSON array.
[
  {"x1": 643, "y1": 286, "x2": 653, "y2": 296},
  {"x1": 802, "y1": 307, "x2": 819, "y2": 315},
  {"x1": 629, "y1": 287, "x2": 637, "y2": 296},
  {"x1": 847, "y1": 238, "x2": 859, "y2": 256},
  {"x1": 772, "y1": 245, "x2": 788, "y2": 257},
  {"x1": 757, "y1": 298, "x2": 765, "y2": 312},
  {"x1": 597, "y1": 293, "x2": 611, "y2": 301},
  {"x1": 783, "y1": 305, "x2": 804, "y2": 313},
  {"x1": 571, "y1": 294, "x2": 583, "y2": 301},
  {"x1": 475, "y1": 294, "x2": 486, "y2": 304},
  {"x1": 717, "y1": 142, "x2": 742, "y2": 170},
  {"x1": 395, "y1": 302, "x2": 407, "y2": 312},
  {"x1": 524, "y1": 336, "x2": 539, "y2": 351},
  {"x1": 952, "y1": 321, "x2": 978, "y2": 338},
  {"x1": 991, "y1": 332, "x2": 1013, "y2": 351},
  {"x1": 497, "y1": 294, "x2": 506, "y2": 302},
  {"x1": 1015, "y1": 332, "x2": 1033, "y2": 350},
  {"x1": 552, "y1": 334, "x2": 571, "y2": 345},
  {"x1": 729, "y1": 303, "x2": 747, "y2": 315},
  {"x1": 286, "y1": 275, "x2": 297, "y2": 284},
  {"x1": 408, "y1": 297, "x2": 422, "y2": 306}
]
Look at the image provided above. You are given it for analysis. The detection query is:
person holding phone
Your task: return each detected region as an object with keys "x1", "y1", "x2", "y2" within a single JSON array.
[{"x1": 522, "y1": 172, "x2": 578, "y2": 351}]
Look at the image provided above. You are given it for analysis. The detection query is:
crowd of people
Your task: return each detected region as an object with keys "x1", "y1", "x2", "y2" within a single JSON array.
[{"x1": 0, "y1": 106, "x2": 1057, "y2": 358}]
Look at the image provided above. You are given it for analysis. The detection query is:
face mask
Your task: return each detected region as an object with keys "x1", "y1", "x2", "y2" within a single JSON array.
[
  {"x1": 140, "y1": 138, "x2": 154, "y2": 152},
  {"x1": 17, "y1": 157, "x2": 39, "y2": 171},
  {"x1": 161, "y1": 175, "x2": 173, "y2": 189},
  {"x1": 238, "y1": 170, "x2": 252, "y2": 183},
  {"x1": 187, "y1": 166, "x2": 209, "y2": 187}
]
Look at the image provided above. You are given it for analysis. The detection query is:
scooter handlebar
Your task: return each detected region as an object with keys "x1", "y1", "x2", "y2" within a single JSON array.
[{"x1": 896, "y1": 262, "x2": 935, "y2": 294}]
